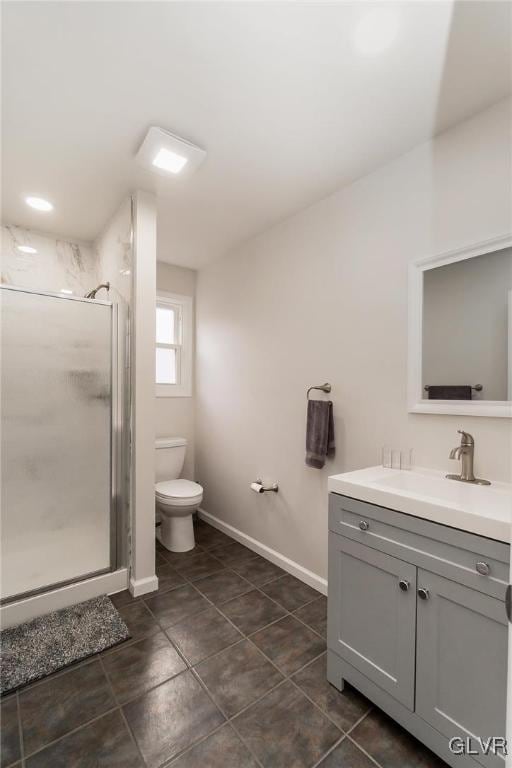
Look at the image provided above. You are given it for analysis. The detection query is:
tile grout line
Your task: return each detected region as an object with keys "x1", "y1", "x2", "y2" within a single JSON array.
[
  {"x1": 284, "y1": 688, "x2": 374, "y2": 768},
  {"x1": 189, "y1": 571, "x2": 348, "y2": 757},
  {"x1": 11, "y1": 533, "x2": 298, "y2": 767},
  {"x1": 142, "y1": 582, "x2": 214, "y2": 631},
  {"x1": 19, "y1": 654, "x2": 148, "y2": 763},
  {"x1": 151, "y1": 530, "x2": 442, "y2": 768},
  {"x1": 147, "y1": 633, "x2": 269, "y2": 768},
  {"x1": 183, "y1": 537, "x2": 371, "y2": 761},
  {"x1": 160, "y1": 720, "x2": 229, "y2": 768},
  {"x1": 206, "y1": 583, "x2": 327, "y2": 673},
  {"x1": 106, "y1": 618, "x2": 193, "y2": 711},
  {"x1": 284, "y1": 608, "x2": 326, "y2": 641},
  {"x1": 156, "y1": 538, "x2": 346, "y2": 743},
  {"x1": 237, "y1": 618, "x2": 379, "y2": 765},
  {"x1": 12, "y1": 655, "x2": 96, "y2": 695},
  {"x1": 22, "y1": 535, "x2": 322, "y2": 767},
  {"x1": 147, "y1": 549, "x2": 335, "y2": 768},
  {"x1": 118, "y1": 706, "x2": 148, "y2": 768},
  {"x1": 185, "y1": 569, "x2": 255, "y2": 603},
  {"x1": 155, "y1": 538, "x2": 325, "y2": 633},
  {"x1": 151, "y1": 535, "x2": 329, "y2": 733},
  {"x1": 223, "y1": 720, "x2": 267, "y2": 768},
  {"x1": 19, "y1": 704, "x2": 121, "y2": 763},
  {"x1": 13, "y1": 528, "x2": 360, "y2": 768},
  {"x1": 97, "y1": 653, "x2": 149, "y2": 768},
  {"x1": 345, "y1": 731, "x2": 386, "y2": 768},
  {"x1": 185, "y1": 635, "x2": 247, "y2": 670},
  {"x1": 16, "y1": 691, "x2": 25, "y2": 766},
  {"x1": 314, "y1": 706, "x2": 384, "y2": 768},
  {"x1": 245, "y1": 636, "x2": 350, "y2": 737},
  {"x1": 310, "y1": 733, "x2": 347, "y2": 768},
  {"x1": 188, "y1": 665, "x2": 274, "y2": 768},
  {"x1": 96, "y1": 653, "x2": 121, "y2": 708},
  {"x1": 344, "y1": 706, "x2": 374, "y2": 738}
]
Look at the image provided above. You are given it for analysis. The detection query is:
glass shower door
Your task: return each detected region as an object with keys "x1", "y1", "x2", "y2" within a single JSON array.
[{"x1": 1, "y1": 287, "x2": 114, "y2": 602}]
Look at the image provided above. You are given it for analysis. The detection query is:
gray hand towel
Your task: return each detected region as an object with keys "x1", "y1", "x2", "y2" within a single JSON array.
[{"x1": 306, "y1": 400, "x2": 335, "y2": 468}]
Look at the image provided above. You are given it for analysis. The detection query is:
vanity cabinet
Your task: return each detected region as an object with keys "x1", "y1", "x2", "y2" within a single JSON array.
[{"x1": 327, "y1": 493, "x2": 509, "y2": 768}]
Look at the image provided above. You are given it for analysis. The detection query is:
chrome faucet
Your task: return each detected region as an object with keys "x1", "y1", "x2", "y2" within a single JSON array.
[{"x1": 446, "y1": 430, "x2": 490, "y2": 485}]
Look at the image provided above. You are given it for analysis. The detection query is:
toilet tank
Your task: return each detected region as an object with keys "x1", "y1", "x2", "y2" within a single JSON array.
[{"x1": 155, "y1": 437, "x2": 187, "y2": 482}]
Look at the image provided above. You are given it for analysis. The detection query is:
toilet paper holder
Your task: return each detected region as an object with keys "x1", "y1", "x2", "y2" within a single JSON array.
[{"x1": 251, "y1": 478, "x2": 279, "y2": 494}]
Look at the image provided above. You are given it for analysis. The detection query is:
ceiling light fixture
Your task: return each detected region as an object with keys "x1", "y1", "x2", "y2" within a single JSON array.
[
  {"x1": 16, "y1": 245, "x2": 38, "y2": 254},
  {"x1": 136, "y1": 126, "x2": 206, "y2": 178},
  {"x1": 60, "y1": 288, "x2": 73, "y2": 294},
  {"x1": 353, "y1": 7, "x2": 401, "y2": 56},
  {"x1": 152, "y1": 148, "x2": 188, "y2": 174},
  {"x1": 25, "y1": 196, "x2": 54, "y2": 212}
]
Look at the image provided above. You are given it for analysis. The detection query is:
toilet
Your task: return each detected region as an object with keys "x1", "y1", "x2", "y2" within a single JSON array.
[{"x1": 155, "y1": 437, "x2": 203, "y2": 552}]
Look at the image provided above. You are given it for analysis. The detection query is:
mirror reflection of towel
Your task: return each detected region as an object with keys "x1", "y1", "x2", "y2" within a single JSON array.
[
  {"x1": 427, "y1": 385, "x2": 472, "y2": 400},
  {"x1": 305, "y1": 400, "x2": 335, "y2": 468}
]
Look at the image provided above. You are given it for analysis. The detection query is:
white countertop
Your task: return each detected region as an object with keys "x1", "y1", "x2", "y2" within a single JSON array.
[{"x1": 328, "y1": 466, "x2": 512, "y2": 543}]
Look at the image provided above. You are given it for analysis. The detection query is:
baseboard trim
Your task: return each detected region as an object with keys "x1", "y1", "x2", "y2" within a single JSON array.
[
  {"x1": 129, "y1": 575, "x2": 159, "y2": 598},
  {"x1": 197, "y1": 508, "x2": 327, "y2": 596}
]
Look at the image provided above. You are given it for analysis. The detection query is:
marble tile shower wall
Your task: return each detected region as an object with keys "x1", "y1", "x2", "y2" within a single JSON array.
[
  {"x1": 94, "y1": 198, "x2": 132, "y2": 306},
  {"x1": 2, "y1": 198, "x2": 132, "y2": 301},
  {"x1": 1, "y1": 224, "x2": 100, "y2": 295}
]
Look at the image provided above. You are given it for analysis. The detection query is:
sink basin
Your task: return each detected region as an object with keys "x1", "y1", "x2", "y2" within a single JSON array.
[
  {"x1": 328, "y1": 466, "x2": 512, "y2": 542},
  {"x1": 376, "y1": 471, "x2": 480, "y2": 499}
]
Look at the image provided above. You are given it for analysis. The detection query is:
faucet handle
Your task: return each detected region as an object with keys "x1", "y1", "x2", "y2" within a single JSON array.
[{"x1": 457, "y1": 430, "x2": 474, "y2": 446}]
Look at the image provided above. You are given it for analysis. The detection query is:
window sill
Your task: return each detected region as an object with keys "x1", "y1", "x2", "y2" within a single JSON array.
[{"x1": 156, "y1": 384, "x2": 192, "y2": 398}]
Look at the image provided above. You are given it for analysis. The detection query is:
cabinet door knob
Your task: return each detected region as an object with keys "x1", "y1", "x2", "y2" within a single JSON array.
[
  {"x1": 399, "y1": 579, "x2": 410, "y2": 592},
  {"x1": 359, "y1": 520, "x2": 370, "y2": 531},
  {"x1": 476, "y1": 561, "x2": 490, "y2": 576},
  {"x1": 418, "y1": 588, "x2": 430, "y2": 600}
]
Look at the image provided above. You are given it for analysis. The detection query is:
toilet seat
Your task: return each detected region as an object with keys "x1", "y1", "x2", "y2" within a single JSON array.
[{"x1": 155, "y1": 479, "x2": 203, "y2": 507}]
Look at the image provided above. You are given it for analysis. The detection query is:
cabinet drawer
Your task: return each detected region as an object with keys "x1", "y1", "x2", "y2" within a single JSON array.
[{"x1": 329, "y1": 494, "x2": 509, "y2": 601}]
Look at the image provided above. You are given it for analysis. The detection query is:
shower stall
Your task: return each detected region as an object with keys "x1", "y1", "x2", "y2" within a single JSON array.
[{"x1": 0, "y1": 283, "x2": 130, "y2": 615}]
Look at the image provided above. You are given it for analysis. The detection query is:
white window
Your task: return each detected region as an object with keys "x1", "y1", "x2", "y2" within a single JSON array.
[{"x1": 156, "y1": 292, "x2": 193, "y2": 397}]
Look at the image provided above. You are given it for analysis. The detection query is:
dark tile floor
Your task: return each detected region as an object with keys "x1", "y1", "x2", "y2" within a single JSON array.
[{"x1": 0, "y1": 519, "x2": 448, "y2": 768}]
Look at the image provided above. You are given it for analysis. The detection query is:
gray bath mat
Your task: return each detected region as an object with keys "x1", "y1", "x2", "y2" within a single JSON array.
[{"x1": 0, "y1": 595, "x2": 130, "y2": 694}]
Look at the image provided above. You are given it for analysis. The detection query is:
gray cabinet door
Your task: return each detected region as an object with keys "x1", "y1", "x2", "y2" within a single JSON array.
[
  {"x1": 416, "y1": 569, "x2": 507, "y2": 768},
  {"x1": 328, "y1": 534, "x2": 417, "y2": 709}
]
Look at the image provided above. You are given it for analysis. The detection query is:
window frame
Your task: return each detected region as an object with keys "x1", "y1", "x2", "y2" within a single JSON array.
[{"x1": 155, "y1": 291, "x2": 193, "y2": 397}]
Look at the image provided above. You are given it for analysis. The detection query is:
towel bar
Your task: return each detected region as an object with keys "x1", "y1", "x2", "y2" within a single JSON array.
[
  {"x1": 307, "y1": 382, "x2": 331, "y2": 399},
  {"x1": 424, "y1": 384, "x2": 483, "y2": 392}
]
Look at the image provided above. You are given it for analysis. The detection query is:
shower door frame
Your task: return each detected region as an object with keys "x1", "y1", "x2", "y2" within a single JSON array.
[{"x1": 0, "y1": 284, "x2": 123, "y2": 605}]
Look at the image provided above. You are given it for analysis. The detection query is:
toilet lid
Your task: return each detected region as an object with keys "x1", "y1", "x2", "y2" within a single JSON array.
[{"x1": 155, "y1": 479, "x2": 203, "y2": 500}]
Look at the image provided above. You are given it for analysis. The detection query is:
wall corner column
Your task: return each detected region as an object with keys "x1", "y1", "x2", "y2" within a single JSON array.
[{"x1": 130, "y1": 190, "x2": 158, "y2": 596}]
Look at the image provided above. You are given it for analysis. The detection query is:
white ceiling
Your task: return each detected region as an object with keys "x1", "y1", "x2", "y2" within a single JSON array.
[{"x1": 2, "y1": 1, "x2": 511, "y2": 269}]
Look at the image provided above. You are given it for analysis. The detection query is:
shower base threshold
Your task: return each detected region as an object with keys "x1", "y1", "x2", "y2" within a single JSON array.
[{"x1": 0, "y1": 568, "x2": 128, "y2": 630}]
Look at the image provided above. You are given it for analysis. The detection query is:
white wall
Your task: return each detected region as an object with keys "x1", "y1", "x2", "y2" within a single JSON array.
[
  {"x1": 423, "y1": 247, "x2": 512, "y2": 400},
  {"x1": 196, "y1": 98, "x2": 512, "y2": 581},
  {"x1": 130, "y1": 191, "x2": 158, "y2": 596},
  {"x1": 156, "y1": 261, "x2": 196, "y2": 480}
]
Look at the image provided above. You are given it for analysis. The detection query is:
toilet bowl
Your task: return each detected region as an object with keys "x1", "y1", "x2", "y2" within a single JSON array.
[
  {"x1": 155, "y1": 479, "x2": 203, "y2": 552},
  {"x1": 155, "y1": 437, "x2": 203, "y2": 552}
]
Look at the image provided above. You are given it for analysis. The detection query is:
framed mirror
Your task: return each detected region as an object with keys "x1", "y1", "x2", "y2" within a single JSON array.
[{"x1": 408, "y1": 233, "x2": 512, "y2": 418}]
